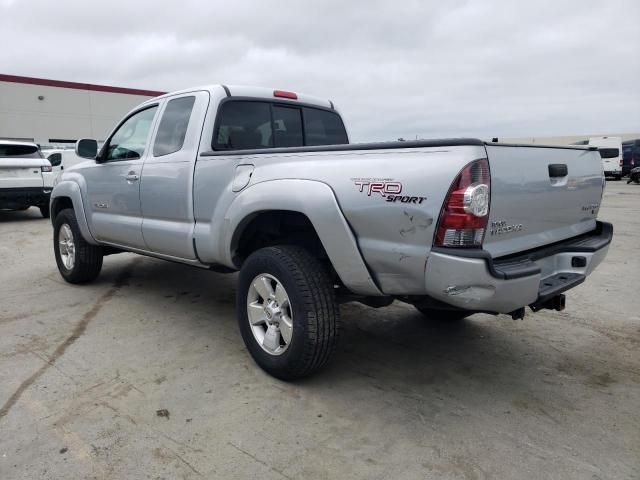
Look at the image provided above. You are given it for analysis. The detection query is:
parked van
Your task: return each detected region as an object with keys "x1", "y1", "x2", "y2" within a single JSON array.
[{"x1": 589, "y1": 136, "x2": 623, "y2": 180}]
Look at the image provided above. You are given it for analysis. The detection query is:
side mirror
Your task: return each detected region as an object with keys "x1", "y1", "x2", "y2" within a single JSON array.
[
  {"x1": 47, "y1": 153, "x2": 62, "y2": 167},
  {"x1": 76, "y1": 139, "x2": 98, "y2": 159}
]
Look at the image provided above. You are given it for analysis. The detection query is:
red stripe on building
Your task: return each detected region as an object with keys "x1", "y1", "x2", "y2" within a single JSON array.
[{"x1": 0, "y1": 73, "x2": 166, "y2": 97}]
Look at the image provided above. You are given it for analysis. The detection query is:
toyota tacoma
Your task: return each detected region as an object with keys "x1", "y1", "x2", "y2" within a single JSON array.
[{"x1": 49, "y1": 85, "x2": 612, "y2": 379}]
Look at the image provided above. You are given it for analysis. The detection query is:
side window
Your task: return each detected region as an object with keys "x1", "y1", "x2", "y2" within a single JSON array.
[
  {"x1": 272, "y1": 105, "x2": 303, "y2": 147},
  {"x1": 213, "y1": 102, "x2": 273, "y2": 150},
  {"x1": 302, "y1": 108, "x2": 348, "y2": 146},
  {"x1": 153, "y1": 96, "x2": 195, "y2": 157},
  {"x1": 104, "y1": 106, "x2": 158, "y2": 161},
  {"x1": 47, "y1": 152, "x2": 62, "y2": 166}
]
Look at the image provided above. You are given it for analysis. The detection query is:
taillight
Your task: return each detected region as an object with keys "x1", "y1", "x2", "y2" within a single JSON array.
[
  {"x1": 619, "y1": 159, "x2": 623, "y2": 167},
  {"x1": 434, "y1": 159, "x2": 490, "y2": 248},
  {"x1": 41, "y1": 165, "x2": 52, "y2": 172}
]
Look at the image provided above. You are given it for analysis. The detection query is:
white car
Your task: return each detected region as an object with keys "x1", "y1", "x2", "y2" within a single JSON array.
[
  {"x1": 41, "y1": 149, "x2": 87, "y2": 186},
  {"x1": 40, "y1": 149, "x2": 65, "y2": 187},
  {"x1": 0, "y1": 140, "x2": 53, "y2": 217}
]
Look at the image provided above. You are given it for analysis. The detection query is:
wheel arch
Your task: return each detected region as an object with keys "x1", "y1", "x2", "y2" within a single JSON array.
[
  {"x1": 231, "y1": 210, "x2": 327, "y2": 266},
  {"x1": 50, "y1": 181, "x2": 98, "y2": 245},
  {"x1": 224, "y1": 179, "x2": 382, "y2": 296}
]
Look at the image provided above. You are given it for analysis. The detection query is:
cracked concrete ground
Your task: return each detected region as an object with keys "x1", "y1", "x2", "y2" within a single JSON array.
[{"x1": 0, "y1": 181, "x2": 638, "y2": 480}]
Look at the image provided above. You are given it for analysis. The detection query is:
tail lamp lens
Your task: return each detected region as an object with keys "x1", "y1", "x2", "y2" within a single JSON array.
[
  {"x1": 41, "y1": 165, "x2": 52, "y2": 172},
  {"x1": 434, "y1": 159, "x2": 490, "y2": 247}
]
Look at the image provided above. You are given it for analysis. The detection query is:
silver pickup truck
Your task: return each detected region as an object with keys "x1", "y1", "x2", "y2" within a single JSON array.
[{"x1": 50, "y1": 85, "x2": 612, "y2": 379}]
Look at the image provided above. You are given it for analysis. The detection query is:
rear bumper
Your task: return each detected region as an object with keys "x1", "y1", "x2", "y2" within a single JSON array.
[
  {"x1": 425, "y1": 221, "x2": 613, "y2": 313},
  {"x1": 0, "y1": 187, "x2": 52, "y2": 208}
]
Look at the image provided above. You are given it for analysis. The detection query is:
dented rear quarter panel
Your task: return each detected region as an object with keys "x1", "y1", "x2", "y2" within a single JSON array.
[{"x1": 225, "y1": 145, "x2": 486, "y2": 294}]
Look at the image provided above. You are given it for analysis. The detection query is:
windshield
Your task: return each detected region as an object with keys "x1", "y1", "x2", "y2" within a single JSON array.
[{"x1": 0, "y1": 144, "x2": 43, "y2": 158}]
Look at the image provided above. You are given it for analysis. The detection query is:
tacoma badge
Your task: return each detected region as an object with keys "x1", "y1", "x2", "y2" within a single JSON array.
[{"x1": 490, "y1": 220, "x2": 523, "y2": 235}]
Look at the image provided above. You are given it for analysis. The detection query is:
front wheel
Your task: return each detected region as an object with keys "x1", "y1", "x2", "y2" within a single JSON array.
[
  {"x1": 53, "y1": 209, "x2": 103, "y2": 284},
  {"x1": 237, "y1": 245, "x2": 341, "y2": 380}
]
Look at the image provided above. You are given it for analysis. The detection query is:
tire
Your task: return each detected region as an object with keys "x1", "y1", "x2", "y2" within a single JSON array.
[
  {"x1": 237, "y1": 245, "x2": 340, "y2": 380},
  {"x1": 53, "y1": 208, "x2": 103, "y2": 284},
  {"x1": 39, "y1": 205, "x2": 50, "y2": 218},
  {"x1": 414, "y1": 306, "x2": 471, "y2": 322}
]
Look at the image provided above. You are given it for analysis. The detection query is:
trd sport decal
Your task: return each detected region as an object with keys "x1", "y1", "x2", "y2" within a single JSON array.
[{"x1": 351, "y1": 178, "x2": 427, "y2": 204}]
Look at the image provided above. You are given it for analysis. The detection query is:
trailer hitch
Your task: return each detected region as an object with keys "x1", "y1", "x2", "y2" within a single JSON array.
[
  {"x1": 529, "y1": 294, "x2": 566, "y2": 313},
  {"x1": 509, "y1": 294, "x2": 567, "y2": 320}
]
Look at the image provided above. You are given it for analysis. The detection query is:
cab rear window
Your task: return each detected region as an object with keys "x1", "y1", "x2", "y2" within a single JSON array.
[
  {"x1": 302, "y1": 107, "x2": 348, "y2": 146},
  {"x1": 0, "y1": 144, "x2": 43, "y2": 158},
  {"x1": 213, "y1": 101, "x2": 347, "y2": 150}
]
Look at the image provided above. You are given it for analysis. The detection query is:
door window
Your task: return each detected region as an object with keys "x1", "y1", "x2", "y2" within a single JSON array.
[
  {"x1": 153, "y1": 96, "x2": 196, "y2": 157},
  {"x1": 104, "y1": 106, "x2": 158, "y2": 161}
]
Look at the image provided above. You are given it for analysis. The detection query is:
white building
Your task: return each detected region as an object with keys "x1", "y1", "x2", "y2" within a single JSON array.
[
  {"x1": 3, "y1": 74, "x2": 637, "y2": 149},
  {"x1": 0, "y1": 74, "x2": 164, "y2": 148}
]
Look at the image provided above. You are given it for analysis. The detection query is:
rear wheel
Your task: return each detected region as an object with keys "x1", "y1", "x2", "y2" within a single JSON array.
[
  {"x1": 414, "y1": 306, "x2": 471, "y2": 322},
  {"x1": 39, "y1": 205, "x2": 50, "y2": 218},
  {"x1": 237, "y1": 245, "x2": 340, "y2": 380},
  {"x1": 53, "y1": 209, "x2": 103, "y2": 283}
]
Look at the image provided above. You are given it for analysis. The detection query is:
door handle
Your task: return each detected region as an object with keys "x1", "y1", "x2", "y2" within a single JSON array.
[
  {"x1": 548, "y1": 164, "x2": 568, "y2": 178},
  {"x1": 125, "y1": 171, "x2": 139, "y2": 182}
]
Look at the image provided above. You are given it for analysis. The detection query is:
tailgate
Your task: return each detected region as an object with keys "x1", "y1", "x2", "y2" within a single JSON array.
[
  {"x1": 0, "y1": 158, "x2": 45, "y2": 189},
  {"x1": 483, "y1": 145, "x2": 604, "y2": 257}
]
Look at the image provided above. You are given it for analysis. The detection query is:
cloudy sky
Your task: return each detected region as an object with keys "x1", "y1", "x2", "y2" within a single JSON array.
[{"x1": 1, "y1": 0, "x2": 638, "y2": 142}]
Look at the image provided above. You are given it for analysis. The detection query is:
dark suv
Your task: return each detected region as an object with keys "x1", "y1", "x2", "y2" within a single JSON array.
[{"x1": 622, "y1": 139, "x2": 640, "y2": 177}]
